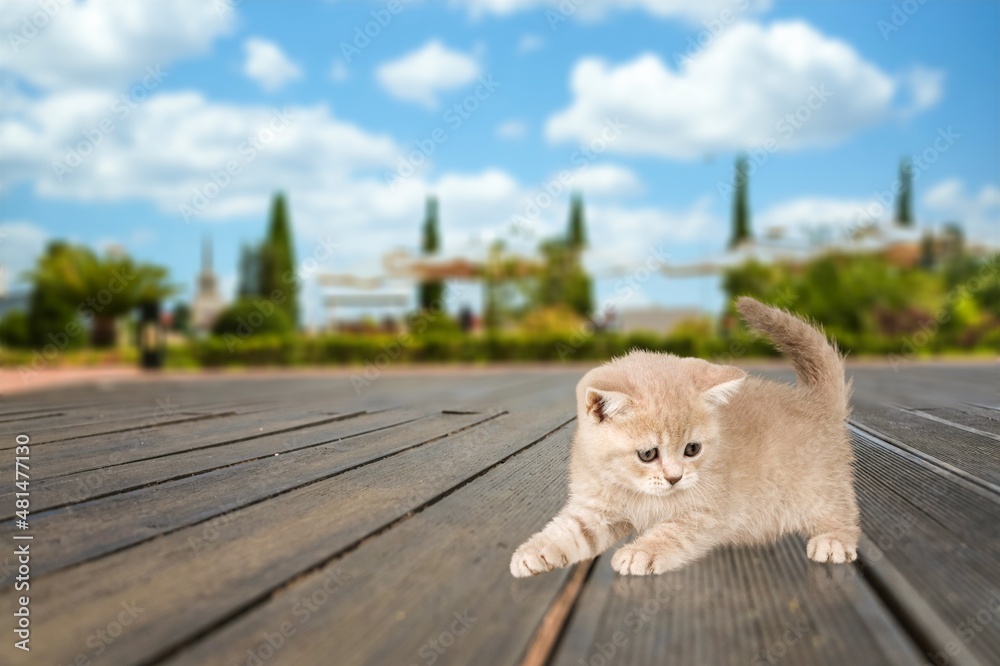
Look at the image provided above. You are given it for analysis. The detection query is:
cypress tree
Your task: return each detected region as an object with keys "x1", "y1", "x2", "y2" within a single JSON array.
[
  {"x1": 918, "y1": 230, "x2": 936, "y2": 269},
  {"x1": 896, "y1": 158, "x2": 913, "y2": 227},
  {"x1": 567, "y1": 192, "x2": 587, "y2": 251},
  {"x1": 418, "y1": 196, "x2": 445, "y2": 311},
  {"x1": 258, "y1": 192, "x2": 298, "y2": 326},
  {"x1": 729, "y1": 154, "x2": 751, "y2": 249},
  {"x1": 422, "y1": 196, "x2": 440, "y2": 254}
]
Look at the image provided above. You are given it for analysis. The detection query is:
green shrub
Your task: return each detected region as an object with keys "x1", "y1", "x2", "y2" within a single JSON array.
[{"x1": 212, "y1": 298, "x2": 294, "y2": 338}]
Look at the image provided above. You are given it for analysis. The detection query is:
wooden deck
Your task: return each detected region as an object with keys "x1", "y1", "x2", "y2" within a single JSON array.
[{"x1": 1, "y1": 363, "x2": 997, "y2": 666}]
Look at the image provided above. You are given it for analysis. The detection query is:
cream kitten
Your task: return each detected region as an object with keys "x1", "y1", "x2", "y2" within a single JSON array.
[{"x1": 511, "y1": 297, "x2": 860, "y2": 577}]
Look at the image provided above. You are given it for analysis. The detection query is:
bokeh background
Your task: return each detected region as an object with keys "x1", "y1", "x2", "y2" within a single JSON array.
[{"x1": 0, "y1": 0, "x2": 997, "y2": 375}]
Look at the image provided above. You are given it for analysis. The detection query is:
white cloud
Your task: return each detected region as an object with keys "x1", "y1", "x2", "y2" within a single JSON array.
[
  {"x1": 546, "y1": 21, "x2": 898, "y2": 159},
  {"x1": 0, "y1": 221, "x2": 48, "y2": 289},
  {"x1": 0, "y1": 0, "x2": 233, "y2": 90},
  {"x1": 0, "y1": 88, "x2": 399, "y2": 217},
  {"x1": 923, "y1": 179, "x2": 1000, "y2": 242},
  {"x1": 376, "y1": 41, "x2": 481, "y2": 108},
  {"x1": 454, "y1": 0, "x2": 771, "y2": 23},
  {"x1": 496, "y1": 119, "x2": 528, "y2": 140},
  {"x1": 517, "y1": 34, "x2": 544, "y2": 53},
  {"x1": 243, "y1": 38, "x2": 302, "y2": 92},
  {"x1": 900, "y1": 66, "x2": 945, "y2": 117},
  {"x1": 565, "y1": 164, "x2": 643, "y2": 197},
  {"x1": 584, "y1": 198, "x2": 722, "y2": 268},
  {"x1": 756, "y1": 196, "x2": 880, "y2": 240}
]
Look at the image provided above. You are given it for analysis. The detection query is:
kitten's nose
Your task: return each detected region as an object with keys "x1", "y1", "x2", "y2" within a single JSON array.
[{"x1": 665, "y1": 473, "x2": 683, "y2": 485}]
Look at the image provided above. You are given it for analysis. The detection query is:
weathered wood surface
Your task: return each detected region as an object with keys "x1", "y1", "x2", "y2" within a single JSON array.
[{"x1": 0, "y1": 363, "x2": 996, "y2": 666}]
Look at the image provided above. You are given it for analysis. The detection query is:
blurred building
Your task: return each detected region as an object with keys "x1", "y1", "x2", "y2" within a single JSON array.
[
  {"x1": 191, "y1": 238, "x2": 225, "y2": 334},
  {"x1": 615, "y1": 307, "x2": 704, "y2": 334}
]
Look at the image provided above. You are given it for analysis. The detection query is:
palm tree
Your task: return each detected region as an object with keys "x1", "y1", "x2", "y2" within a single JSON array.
[{"x1": 26, "y1": 243, "x2": 176, "y2": 347}]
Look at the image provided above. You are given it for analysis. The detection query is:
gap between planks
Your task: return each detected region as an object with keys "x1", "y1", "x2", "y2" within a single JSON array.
[
  {"x1": 143, "y1": 415, "x2": 575, "y2": 666},
  {"x1": 520, "y1": 560, "x2": 594, "y2": 666},
  {"x1": 40, "y1": 411, "x2": 367, "y2": 479},
  {"x1": 10, "y1": 412, "x2": 424, "y2": 518},
  {"x1": 28, "y1": 411, "x2": 509, "y2": 580},
  {"x1": 847, "y1": 422, "x2": 1000, "y2": 500},
  {"x1": 856, "y1": 535, "x2": 987, "y2": 666}
]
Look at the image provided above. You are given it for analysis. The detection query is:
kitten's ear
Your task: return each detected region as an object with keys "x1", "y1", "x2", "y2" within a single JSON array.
[
  {"x1": 585, "y1": 388, "x2": 633, "y2": 423},
  {"x1": 701, "y1": 366, "x2": 748, "y2": 407}
]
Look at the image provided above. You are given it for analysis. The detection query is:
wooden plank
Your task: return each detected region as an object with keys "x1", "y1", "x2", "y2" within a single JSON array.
[
  {"x1": 918, "y1": 406, "x2": 1000, "y2": 437},
  {"x1": 550, "y1": 538, "x2": 921, "y2": 666},
  {"x1": 0, "y1": 411, "x2": 63, "y2": 425},
  {"x1": 0, "y1": 410, "x2": 414, "y2": 519},
  {"x1": 851, "y1": 401, "x2": 1000, "y2": 491},
  {"x1": 160, "y1": 423, "x2": 579, "y2": 666},
  {"x1": 845, "y1": 366, "x2": 996, "y2": 409},
  {"x1": 3, "y1": 411, "x2": 494, "y2": 575},
  {"x1": 0, "y1": 410, "x2": 236, "y2": 448},
  {"x1": 28, "y1": 409, "x2": 364, "y2": 480},
  {"x1": 10, "y1": 407, "x2": 573, "y2": 666},
  {"x1": 852, "y1": 428, "x2": 1000, "y2": 665}
]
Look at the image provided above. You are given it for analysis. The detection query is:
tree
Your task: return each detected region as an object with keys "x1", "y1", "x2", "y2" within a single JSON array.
[
  {"x1": 729, "y1": 154, "x2": 751, "y2": 249},
  {"x1": 567, "y1": 192, "x2": 587, "y2": 251},
  {"x1": 918, "y1": 231, "x2": 936, "y2": 270},
  {"x1": 171, "y1": 302, "x2": 192, "y2": 334},
  {"x1": 896, "y1": 158, "x2": 913, "y2": 227},
  {"x1": 0, "y1": 310, "x2": 29, "y2": 348},
  {"x1": 212, "y1": 298, "x2": 293, "y2": 338},
  {"x1": 23, "y1": 242, "x2": 174, "y2": 348},
  {"x1": 421, "y1": 196, "x2": 440, "y2": 254},
  {"x1": 418, "y1": 196, "x2": 445, "y2": 311},
  {"x1": 237, "y1": 244, "x2": 261, "y2": 299},
  {"x1": 258, "y1": 192, "x2": 299, "y2": 326}
]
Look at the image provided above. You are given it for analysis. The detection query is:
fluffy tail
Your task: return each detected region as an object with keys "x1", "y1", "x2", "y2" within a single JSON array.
[{"x1": 736, "y1": 297, "x2": 850, "y2": 415}]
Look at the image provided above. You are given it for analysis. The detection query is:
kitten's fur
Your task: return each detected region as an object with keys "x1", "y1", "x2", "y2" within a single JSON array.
[{"x1": 510, "y1": 297, "x2": 860, "y2": 577}]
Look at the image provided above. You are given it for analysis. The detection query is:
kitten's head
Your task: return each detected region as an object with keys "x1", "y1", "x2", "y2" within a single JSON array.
[{"x1": 573, "y1": 351, "x2": 746, "y2": 498}]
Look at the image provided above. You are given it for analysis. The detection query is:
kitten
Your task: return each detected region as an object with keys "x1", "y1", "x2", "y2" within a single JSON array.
[{"x1": 511, "y1": 297, "x2": 860, "y2": 577}]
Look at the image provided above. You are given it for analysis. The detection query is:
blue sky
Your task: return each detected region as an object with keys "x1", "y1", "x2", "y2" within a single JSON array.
[{"x1": 1, "y1": 0, "x2": 998, "y2": 324}]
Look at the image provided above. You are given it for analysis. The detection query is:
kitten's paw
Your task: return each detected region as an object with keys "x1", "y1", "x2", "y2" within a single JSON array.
[
  {"x1": 510, "y1": 536, "x2": 570, "y2": 577},
  {"x1": 611, "y1": 544, "x2": 680, "y2": 575},
  {"x1": 807, "y1": 534, "x2": 858, "y2": 564}
]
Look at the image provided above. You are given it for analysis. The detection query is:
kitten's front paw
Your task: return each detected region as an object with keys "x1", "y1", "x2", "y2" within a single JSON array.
[
  {"x1": 807, "y1": 534, "x2": 858, "y2": 564},
  {"x1": 510, "y1": 536, "x2": 570, "y2": 577},
  {"x1": 611, "y1": 544, "x2": 680, "y2": 575}
]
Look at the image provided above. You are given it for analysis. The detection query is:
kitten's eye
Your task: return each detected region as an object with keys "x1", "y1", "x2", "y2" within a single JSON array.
[
  {"x1": 637, "y1": 448, "x2": 658, "y2": 463},
  {"x1": 684, "y1": 442, "x2": 702, "y2": 457}
]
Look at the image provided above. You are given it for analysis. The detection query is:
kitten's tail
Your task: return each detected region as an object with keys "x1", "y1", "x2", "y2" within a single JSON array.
[{"x1": 736, "y1": 296, "x2": 850, "y2": 416}]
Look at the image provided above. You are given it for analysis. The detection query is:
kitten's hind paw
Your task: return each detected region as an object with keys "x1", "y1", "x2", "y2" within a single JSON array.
[
  {"x1": 510, "y1": 537, "x2": 570, "y2": 577},
  {"x1": 807, "y1": 534, "x2": 858, "y2": 564}
]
